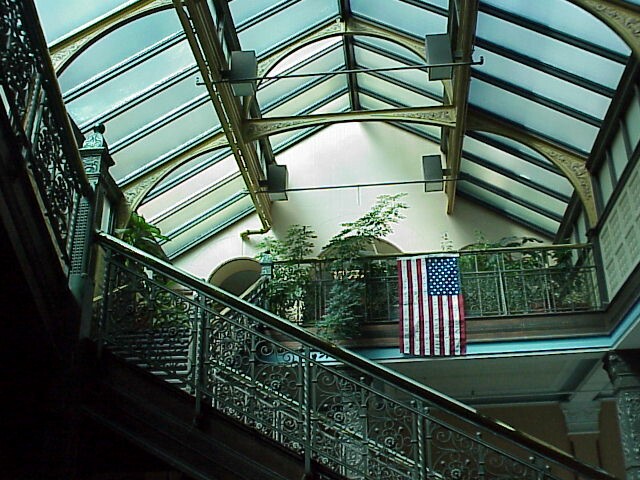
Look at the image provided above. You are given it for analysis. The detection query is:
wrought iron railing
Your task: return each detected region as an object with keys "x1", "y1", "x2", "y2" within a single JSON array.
[
  {"x1": 0, "y1": 0, "x2": 91, "y2": 270},
  {"x1": 95, "y1": 231, "x2": 615, "y2": 480},
  {"x1": 269, "y1": 244, "x2": 600, "y2": 326}
]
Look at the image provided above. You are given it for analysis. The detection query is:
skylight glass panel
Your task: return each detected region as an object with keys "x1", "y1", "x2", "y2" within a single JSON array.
[
  {"x1": 357, "y1": 73, "x2": 441, "y2": 107},
  {"x1": 265, "y1": 76, "x2": 347, "y2": 117},
  {"x1": 267, "y1": 38, "x2": 342, "y2": 76},
  {"x1": 355, "y1": 37, "x2": 425, "y2": 64},
  {"x1": 58, "y1": 10, "x2": 182, "y2": 92},
  {"x1": 257, "y1": 45, "x2": 344, "y2": 110},
  {"x1": 228, "y1": 0, "x2": 283, "y2": 25},
  {"x1": 66, "y1": 41, "x2": 194, "y2": 125},
  {"x1": 148, "y1": 174, "x2": 245, "y2": 233},
  {"x1": 473, "y1": 132, "x2": 554, "y2": 166},
  {"x1": 477, "y1": 12, "x2": 626, "y2": 89},
  {"x1": 470, "y1": 79, "x2": 600, "y2": 153},
  {"x1": 459, "y1": 183, "x2": 559, "y2": 235},
  {"x1": 35, "y1": 0, "x2": 129, "y2": 43},
  {"x1": 354, "y1": 46, "x2": 442, "y2": 100},
  {"x1": 473, "y1": 47, "x2": 611, "y2": 120},
  {"x1": 481, "y1": 0, "x2": 630, "y2": 55},
  {"x1": 111, "y1": 102, "x2": 218, "y2": 181},
  {"x1": 103, "y1": 71, "x2": 204, "y2": 144},
  {"x1": 461, "y1": 161, "x2": 568, "y2": 217},
  {"x1": 237, "y1": 0, "x2": 339, "y2": 56},
  {"x1": 351, "y1": 0, "x2": 447, "y2": 38},
  {"x1": 164, "y1": 195, "x2": 255, "y2": 258},
  {"x1": 141, "y1": 154, "x2": 239, "y2": 217},
  {"x1": 462, "y1": 135, "x2": 572, "y2": 196}
]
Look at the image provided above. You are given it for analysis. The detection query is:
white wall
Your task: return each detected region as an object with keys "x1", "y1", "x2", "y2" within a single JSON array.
[{"x1": 174, "y1": 122, "x2": 546, "y2": 278}]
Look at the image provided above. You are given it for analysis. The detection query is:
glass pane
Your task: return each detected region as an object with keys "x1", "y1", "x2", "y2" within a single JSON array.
[
  {"x1": 463, "y1": 135, "x2": 572, "y2": 196},
  {"x1": 103, "y1": 71, "x2": 204, "y2": 144},
  {"x1": 111, "y1": 102, "x2": 218, "y2": 180},
  {"x1": 35, "y1": 0, "x2": 128, "y2": 43},
  {"x1": 237, "y1": 0, "x2": 339, "y2": 56},
  {"x1": 356, "y1": 37, "x2": 424, "y2": 64},
  {"x1": 66, "y1": 41, "x2": 194, "y2": 124},
  {"x1": 257, "y1": 45, "x2": 344, "y2": 110},
  {"x1": 59, "y1": 11, "x2": 182, "y2": 92},
  {"x1": 473, "y1": 47, "x2": 611, "y2": 119},
  {"x1": 354, "y1": 46, "x2": 442, "y2": 99},
  {"x1": 150, "y1": 174, "x2": 246, "y2": 234},
  {"x1": 163, "y1": 196, "x2": 255, "y2": 258},
  {"x1": 268, "y1": 38, "x2": 342, "y2": 76},
  {"x1": 461, "y1": 160, "x2": 568, "y2": 216},
  {"x1": 265, "y1": 76, "x2": 347, "y2": 117},
  {"x1": 141, "y1": 154, "x2": 239, "y2": 216},
  {"x1": 598, "y1": 161, "x2": 614, "y2": 207},
  {"x1": 477, "y1": 12, "x2": 626, "y2": 89},
  {"x1": 481, "y1": 0, "x2": 630, "y2": 55},
  {"x1": 473, "y1": 132, "x2": 553, "y2": 166},
  {"x1": 357, "y1": 73, "x2": 441, "y2": 107},
  {"x1": 351, "y1": 0, "x2": 447, "y2": 38},
  {"x1": 459, "y1": 182, "x2": 559, "y2": 235},
  {"x1": 469, "y1": 78, "x2": 600, "y2": 153},
  {"x1": 610, "y1": 129, "x2": 628, "y2": 179},
  {"x1": 625, "y1": 91, "x2": 640, "y2": 150},
  {"x1": 229, "y1": 0, "x2": 282, "y2": 25}
]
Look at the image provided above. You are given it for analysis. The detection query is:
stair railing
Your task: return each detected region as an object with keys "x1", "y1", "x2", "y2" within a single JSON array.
[
  {"x1": 0, "y1": 0, "x2": 92, "y2": 271},
  {"x1": 94, "y1": 231, "x2": 618, "y2": 480}
]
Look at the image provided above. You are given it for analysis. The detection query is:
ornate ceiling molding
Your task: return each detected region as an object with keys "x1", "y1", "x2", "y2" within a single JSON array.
[
  {"x1": 467, "y1": 111, "x2": 598, "y2": 227},
  {"x1": 243, "y1": 106, "x2": 456, "y2": 142},
  {"x1": 569, "y1": 0, "x2": 640, "y2": 58},
  {"x1": 49, "y1": 0, "x2": 173, "y2": 74}
]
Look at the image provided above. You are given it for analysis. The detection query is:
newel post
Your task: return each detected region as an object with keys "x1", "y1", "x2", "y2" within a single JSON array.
[{"x1": 69, "y1": 124, "x2": 120, "y2": 338}]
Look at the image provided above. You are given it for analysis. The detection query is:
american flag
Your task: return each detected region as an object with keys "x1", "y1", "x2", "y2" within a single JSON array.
[{"x1": 398, "y1": 254, "x2": 466, "y2": 356}]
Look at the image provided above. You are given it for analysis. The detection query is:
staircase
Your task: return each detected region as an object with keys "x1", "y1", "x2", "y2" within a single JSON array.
[{"x1": 91, "y1": 232, "x2": 617, "y2": 480}]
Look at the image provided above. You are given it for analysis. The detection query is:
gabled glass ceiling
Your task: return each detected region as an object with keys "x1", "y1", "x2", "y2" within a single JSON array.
[{"x1": 34, "y1": 0, "x2": 634, "y2": 257}]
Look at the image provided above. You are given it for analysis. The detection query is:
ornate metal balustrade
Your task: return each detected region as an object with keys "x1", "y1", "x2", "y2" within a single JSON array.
[
  {"x1": 95, "y1": 232, "x2": 614, "y2": 480},
  {"x1": 0, "y1": 0, "x2": 91, "y2": 270},
  {"x1": 269, "y1": 243, "x2": 600, "y2": 326}
]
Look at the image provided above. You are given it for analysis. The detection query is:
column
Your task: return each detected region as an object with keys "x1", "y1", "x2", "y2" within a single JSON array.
[{"x1": 604, "y1": 350, "x2": 640, "y2": 480}]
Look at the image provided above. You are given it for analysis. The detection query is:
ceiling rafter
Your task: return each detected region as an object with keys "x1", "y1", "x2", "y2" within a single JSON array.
[
  {"x1": 339, "y1": 0, "x2": 360, "y2": 111},
  {"x1": 444, "y1": 0, "x2": 479, "y2": 215},
  {"x1": 49, "y1": 0, "x2": 174, "y2": 74},
  {"x1": 467, "y1": 108, "x2": 598, "y2": 228},
  {"x1": 243, "y1": 105, "x2": 455, "y2": 142},
  {"x1": 174, "y1": 0, "x2": 272, "y2": 229}
]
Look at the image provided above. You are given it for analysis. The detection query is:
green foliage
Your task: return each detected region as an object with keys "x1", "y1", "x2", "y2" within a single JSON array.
[
  {"x1": 319, "y1": 194, "x2": 408, "y2": 340},
  {"x1": 117, "y1": 211, "x2": 170, "y2": 261},
  {"x1": 323, "y1": 194, "x2": 408, "y2": 261},
  {"x1": 258, "y1": 225, "x2": 317, "y2": 323}
]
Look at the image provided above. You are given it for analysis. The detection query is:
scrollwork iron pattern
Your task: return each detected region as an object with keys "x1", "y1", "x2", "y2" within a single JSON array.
[
  {"x1": 0, "y1": 0, "x2": 86, "y2": 266},
  {"x1": 99, "y1": 240, "x2": 588, "y2": 480},
  {"x1": 278, "y1": 244, "x2": 600, "y2": 326}
]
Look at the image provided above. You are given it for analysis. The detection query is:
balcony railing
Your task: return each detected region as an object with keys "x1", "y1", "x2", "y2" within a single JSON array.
[{"x1": 269, "y1": 243, "x2": 600, "y2": 326}]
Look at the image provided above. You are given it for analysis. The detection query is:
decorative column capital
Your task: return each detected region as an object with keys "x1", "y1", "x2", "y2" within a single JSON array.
[
  {"x1": 561, "y1": 400, "x2": 601, "y2": 435},
  {"x1": 79, "y1": 124, "x2": 114, "y2": 185},
  {"x1": 604, "y1": 350, "x2": 640, "y2": 390}
]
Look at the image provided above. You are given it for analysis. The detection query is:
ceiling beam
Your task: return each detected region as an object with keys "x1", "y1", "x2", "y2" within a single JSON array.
[
  {"x1": 173, "y1": 0, "x2": 272, "y2": 230},
  {"x1": 339, "y1": 0, "x2": 361, "y2": 111},
  {"x1": 445, "y1": 0, "x2": 479, "y2": 214},
  {"x1": 567, "y1": 0, "x2": 640, "y2": 60},
  {"x1": 49, "y1": 0, "x2": 173, "y2": 74},
  {"x1": 243, "y1": 105, "x2": 456, "y2": 141},
  {"x1": 122, "y1": 132, "x2": 228, "y2": 210},
  {"x1": 467, "y1": 109, "x2": 598, "y2": 228}
]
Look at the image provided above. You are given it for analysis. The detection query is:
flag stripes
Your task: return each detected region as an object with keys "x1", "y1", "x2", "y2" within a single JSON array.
[{"x1": 398, "y1": 254, "x2": 466, "y2": 356}]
